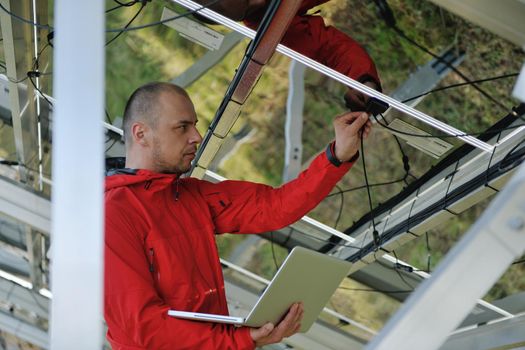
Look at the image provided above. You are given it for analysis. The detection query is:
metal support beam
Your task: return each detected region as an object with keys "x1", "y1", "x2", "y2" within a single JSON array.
[
  {"x1": 366, "y1": 161, "x2": 525, "y2": 350},
  {"x1": 441, "y1": 313, "x2": 525, "y2": 350},
  {"x1": 172, "y1": 31, "x2": 244, "y2": 88},
  {"x1": 25, "y1": 229, "x2": 44, "y2": 290},
  {"x1": 338, "y1": 122, "x2": 525, "y2": 273},
  {"x1": 428, "y1": 0, "x2": 525, "y2": 48},
  {"x1": 50, "y1": 0, "x2": 105, "y2": 349},
  {"x1": 190, "y1": 0, "x2": 303, "y2": 179},
  {"x1": 389, "y1": 47, "x2": 465, "y2": 108},
  {"x1": 0, "y1": 277, "x2": 49, "y2": 320},
  {"x1": 0, "y1": 0, "x2": 38, "y2": 184},
  {"x1": 171, "y1": 0, "x2": 495, "y2": 153},
  {"x1": 0, "y1": 311, "x2": 48, "y2": 349},
  {"x1": 0, "y1": 175, "x2": 51, "y2": 234},
  {"x1": 283, "y1": 60, "x2": 305, "y2": 182}
]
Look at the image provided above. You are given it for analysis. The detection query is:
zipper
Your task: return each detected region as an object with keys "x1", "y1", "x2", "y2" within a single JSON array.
[{"x1": 148, "y1": 248, "x2": 155, "y2": 273}]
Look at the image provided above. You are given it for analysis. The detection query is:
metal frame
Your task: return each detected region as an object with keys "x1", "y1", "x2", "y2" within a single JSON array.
[
  {"x1": 337, "y1": 122, "x2": 525, "y2": 268},
  {"x1": 0, "y1": 0, "x2": 35, "y2": 184},
  {"x1": 49, "y1": 0, "x2": 105, "y2": 349},
  {"x1": 0, "y1": 175, "x2": 51, "y2": 234},
  {"x1": 441, "y1": 313, "x2": 525, "y2": 350},
  {"x1": 171, "y1": 31, "x2": 245, "y2": 88},
  {"x1": 171, "y1": 0, "x2": 495, "y2": 153},
  {"x1": 366, "y1": 160, "x2": 525, "y2": 350},
  {"x1": 283, "y1": 60, "x2": 305, "y2": 182},
  {"x1": 0, "y1": 311, "x2": 48, "y2": 349}
]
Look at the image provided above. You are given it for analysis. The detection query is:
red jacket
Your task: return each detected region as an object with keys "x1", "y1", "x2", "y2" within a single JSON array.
[
  {"x1": 104, "y1": 151, "x2": 354, "y2": 349},
  {"x1": 245, "y1": 0, "x2": 381, "y2": 89}
]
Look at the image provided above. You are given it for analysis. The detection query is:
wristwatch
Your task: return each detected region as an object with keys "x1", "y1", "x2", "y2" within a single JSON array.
[{"x1": 325, "y1": 141, "x2": 359, "y2": 167}]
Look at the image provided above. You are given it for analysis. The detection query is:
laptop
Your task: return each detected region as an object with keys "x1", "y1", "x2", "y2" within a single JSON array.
[{"x1": 168, "y1": 246, "x2": 351, "y2": 333}]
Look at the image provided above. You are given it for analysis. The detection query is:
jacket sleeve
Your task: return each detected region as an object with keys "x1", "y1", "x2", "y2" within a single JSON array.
[
  {"x1": 200, "y1": 150, "x2": 354, "y2": 234},
  {"x1": 245, "y1": 15, "x2": 381, "y2": 90},
  {"x1": 104, "y1": 198, "x2": 255, "y2": 350}
]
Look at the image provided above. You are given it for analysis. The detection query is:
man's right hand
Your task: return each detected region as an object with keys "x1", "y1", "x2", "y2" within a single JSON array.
[{"x1": 249, "y1": 302, "x2": 303, "y2": 347}]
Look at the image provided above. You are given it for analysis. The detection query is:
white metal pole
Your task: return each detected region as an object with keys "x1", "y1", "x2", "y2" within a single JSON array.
[
  {"x1": 50, "y1": 0, "x2": 105, "y2": 349},
  {"x1": 283, "y1": 60, "x2": 305, "y2": 182}
]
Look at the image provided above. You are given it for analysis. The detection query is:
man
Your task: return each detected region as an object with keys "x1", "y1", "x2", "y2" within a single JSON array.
[
  {"x1": 104, "y1": 82, "x2": 371, "y2": 349},
  {"x1": 195, "y1": 0, "x2": 382, "y2": 111}
]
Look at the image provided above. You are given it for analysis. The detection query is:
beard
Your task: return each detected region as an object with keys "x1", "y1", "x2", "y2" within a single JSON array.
[{"x1": 151, "y1": 137, "x2": 191, "y2": 174}]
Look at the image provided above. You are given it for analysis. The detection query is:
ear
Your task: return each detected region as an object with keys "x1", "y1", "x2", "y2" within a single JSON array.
[{"x1": 130, "y1": 122, "x2": 150, "y2": 147}]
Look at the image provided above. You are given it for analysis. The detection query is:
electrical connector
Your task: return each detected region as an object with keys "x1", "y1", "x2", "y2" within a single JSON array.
[{"x1": 366, "y1": 97, "x2": 389, "y2": 116}]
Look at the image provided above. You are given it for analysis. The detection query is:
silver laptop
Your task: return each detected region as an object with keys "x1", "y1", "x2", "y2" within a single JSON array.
[{"x1": 168, "y1": 246, "x2": 351, "y2": 333}]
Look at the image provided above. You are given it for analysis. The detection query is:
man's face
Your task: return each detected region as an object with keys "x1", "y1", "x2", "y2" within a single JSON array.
[{"x1": 147, "y1": 92, "x2": 202, "y2": 174}]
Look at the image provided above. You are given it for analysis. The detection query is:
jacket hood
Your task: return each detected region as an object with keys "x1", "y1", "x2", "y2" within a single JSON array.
[{"x1": 105, "y1": 169, "x2": 179, "y2": 192}]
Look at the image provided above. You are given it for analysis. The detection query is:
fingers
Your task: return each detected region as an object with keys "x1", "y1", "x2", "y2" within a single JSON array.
[
  {"x1": 250, "y1": 322, "x2": 274, "y2": 342},
  {"x1": 361, "y1": 120, "x2": 372, "y2": 139},
  {"x1": 338, "y1": 112, "x2": 371, "y2": 135},
  {"x1": 334, "y1": 111, "x2": 364, "y2": 128},
  {"x1": 254, "y1": 303, "x2": 303, "y2": 345}
]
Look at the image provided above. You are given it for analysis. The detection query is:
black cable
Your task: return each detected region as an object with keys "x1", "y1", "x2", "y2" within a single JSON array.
[
  {"x1": 269, "y1": 231, "x2": 280, "y2": 272},
  {"x1": 32, "y1": 42, "x2": 50, "y2": 75},
  {"x1": 107, "y1": 3, "x2": 130, "y2": 13},
  {"x1": 0, "y1": 2, "x2": 52, "y2": 29},
  {"x1": 512, "y1": 258, "x2": 525, "y2": 265},
  {"x1": 499, "y1": 138, "x2": 525, "y2": 172},
  {"x1": 105, "y1": 0, "x2": 221, "y2": 33},
  {"x1": 7, "y1": 76, "x2": 29, "y2": 84},
  {"x1": 0, "y1": 160, "x2": 52, "y2": 177},
  {"x1": 105, "y1": 109, "x2": 112, "y2": 124},
  {"x1": 344, "y1": 108, "x2": 524, "y2": 241},
  {"x1": 346, "y1": 138, "x2": 525, "y2": 262},
  {"x1": 373, "y1": 0, "x2": 512, "y2": 112},
  {"x1": 392, "y1": 28, "x2": 510, "y2": 113},
  {"x1": 0, "y1": 0, "x2": 221, "y2": 34},
  {"x1": 360, "y1": 134, "x2": 380, "y2": 248},
  {"x1": 392, "y1": 250, "x2": 418, "y2": 289},
  {"x1": 333, "y1": 184, "x2": 344, "y2": 229},
  {"x1": 106, "y1": 2, "x2": 146, "y2": 46},
  {"x1": 401, "y1": 73, "x2": 520, "y2": 105},
  {"x1": 28, "y1": 74, "x2": 53, "y2": 108},
  {"x1": 383, "y1": 113, "x2": 413, "y2": 185},
  {"x1": 105, "y1": 139, "x2": 118, "y2": 153},
  {"x1": 113, "y1": 0, "x2": 139, "y2": 6},
  {"x1": 326, "y1": 174, "x2": 407, "y2": 197}
]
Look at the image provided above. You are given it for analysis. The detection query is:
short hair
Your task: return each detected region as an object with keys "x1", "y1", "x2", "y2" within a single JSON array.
[{"x1": 122, "y1": 82, "x2": 189, "y2": 145}]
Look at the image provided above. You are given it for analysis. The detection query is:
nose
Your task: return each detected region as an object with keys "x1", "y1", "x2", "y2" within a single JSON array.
[{"x1": 190, "y1": 126, "x2": 203, "y2": 145}]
